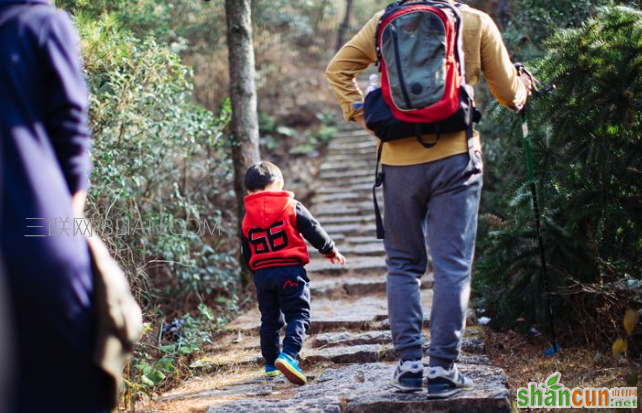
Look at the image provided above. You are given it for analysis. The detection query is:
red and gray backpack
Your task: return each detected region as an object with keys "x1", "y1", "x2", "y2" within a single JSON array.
[{"x1": 364, "y1": 0, "x2": 482, "y2": 238}]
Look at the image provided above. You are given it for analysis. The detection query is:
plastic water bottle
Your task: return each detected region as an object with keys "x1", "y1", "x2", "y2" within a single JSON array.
[
  {"x1": 365, "y1": 73, "x2": 380, "y2": 95},
  {"x1": 352, "y1": 74, "x2": 380, "y2": 109}
]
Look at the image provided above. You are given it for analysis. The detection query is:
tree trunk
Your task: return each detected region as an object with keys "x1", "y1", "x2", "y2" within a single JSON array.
[
  {"x1": 225, "y1": 0, "x2": 260, "y2": 285},
  {"x1": 335, "y1": 0, "x2": 354, "y2": 52}
]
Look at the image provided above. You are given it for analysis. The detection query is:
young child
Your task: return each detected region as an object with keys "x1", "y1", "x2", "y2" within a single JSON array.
[{"x1": 241, "y1": 161, "x2": 346, "y2": 385}]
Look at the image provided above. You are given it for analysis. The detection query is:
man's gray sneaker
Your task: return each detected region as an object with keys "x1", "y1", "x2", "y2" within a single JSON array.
[
  {"x1": 426, "y1": 365, "x2": 474, "y2": 399},
  {"x1": 390, "y1": 359, "x2": 423, "y2": 392}
]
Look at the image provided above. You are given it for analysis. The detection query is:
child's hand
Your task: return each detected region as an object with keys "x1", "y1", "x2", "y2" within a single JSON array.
[
  {"x1": 329, "y1": 252, "x2": 346, "y2": 265},
  {"x1": 325, "y1": 249, "x2": 346, "y2": 265}
]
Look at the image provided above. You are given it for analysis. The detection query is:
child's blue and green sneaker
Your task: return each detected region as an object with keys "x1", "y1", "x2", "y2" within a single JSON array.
[
  {"x1": 274, "y1": 352, "x2": 307, "y2": 385},
  {"x1": 264, "y1": 364, "x2": 281, "y2": 379}
]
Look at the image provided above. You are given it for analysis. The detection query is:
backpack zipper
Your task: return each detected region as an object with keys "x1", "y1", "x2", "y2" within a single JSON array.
[{"x1": 390, "y1": 24, "x2": 414, "y2": 109}]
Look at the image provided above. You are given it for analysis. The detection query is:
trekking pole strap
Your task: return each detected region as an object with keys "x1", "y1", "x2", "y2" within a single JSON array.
[
  {"x1": 373, "y1": 142, "x2": 385, "y2": 239},
  {"x1": 514, "y1": 62, "x2": 556, "y2": 96}
]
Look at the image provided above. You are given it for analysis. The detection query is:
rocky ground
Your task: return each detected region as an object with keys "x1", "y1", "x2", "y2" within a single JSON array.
[{"x1": 148, "y1": 123, "x2": 513, "y2": 413}]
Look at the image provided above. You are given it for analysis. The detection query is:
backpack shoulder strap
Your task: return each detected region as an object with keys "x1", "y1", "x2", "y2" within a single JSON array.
[{"x1": 0, "y1": 4, "x2": 48, "y2": 33}]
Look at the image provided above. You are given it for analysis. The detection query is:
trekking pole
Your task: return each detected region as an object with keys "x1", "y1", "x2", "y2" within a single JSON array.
[{"x1": 514, "y1": 63, "x2": 561, "y2": 356}]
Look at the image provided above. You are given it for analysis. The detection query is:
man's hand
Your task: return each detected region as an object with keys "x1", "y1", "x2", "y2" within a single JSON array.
[
  {"x1": 354, "y1": 114, "x2": 374, "y2": 135},
  {"x1": 519, "y1": 73, "x2": 533, "y2": 97},
  {"x1": 325, "y1": 249, "x2": 347, "y2": 265}
]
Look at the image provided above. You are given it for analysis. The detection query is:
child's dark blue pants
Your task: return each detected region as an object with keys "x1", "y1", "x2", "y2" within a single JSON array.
[{"x1": 252, "y1": 265, "x2": 310, "y2": 365}]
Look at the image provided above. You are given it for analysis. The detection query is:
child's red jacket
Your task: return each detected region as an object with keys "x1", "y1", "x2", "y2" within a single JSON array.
[{"x1": 241, "y1": 191, "x2": 335, "y2": 271}]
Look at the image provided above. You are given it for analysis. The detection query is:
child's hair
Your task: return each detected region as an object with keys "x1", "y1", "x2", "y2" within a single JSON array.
[{"x1": 244, "y1": 161, "x2": 283, "y2": 191}]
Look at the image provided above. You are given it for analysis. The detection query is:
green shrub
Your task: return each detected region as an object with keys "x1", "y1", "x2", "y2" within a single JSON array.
[
  {"x1": 76, "y1": 14, "x2": 239, "y2": 305},
  {"x1": 69, "y1": 12, "x2": 242, "y2": 400},
  {"x1": 474, "y1": 5, "x2": 642, "y2": 345},
  {"x1": 126, "y1": 299, "x2": 239, "y2": 404}
]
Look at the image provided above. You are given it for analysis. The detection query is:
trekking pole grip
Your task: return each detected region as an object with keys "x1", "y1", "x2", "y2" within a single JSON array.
[{"x1": 514, "y1": 62, "x2": 556, "y2": 95}]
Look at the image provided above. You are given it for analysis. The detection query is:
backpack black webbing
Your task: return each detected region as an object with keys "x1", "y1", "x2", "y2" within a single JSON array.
[{"x1": 372, "y1": 123, "x2": 478, "y2": 240}]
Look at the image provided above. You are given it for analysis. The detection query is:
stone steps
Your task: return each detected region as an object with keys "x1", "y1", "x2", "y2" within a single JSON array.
[
  {"x1": 321, "y1": 168, "x2": 373, "y2": 180},
  {"x1": 321, "y1": 161, "x2": 374, "y2": 172},
  {"x1": 306, "y1": 256, "x2": 384, "y2": 275},
  {"x1": 318, "y1": 176, "x2": 376, "y2": 189},
  {"x1": 311, "y1": 204, "x2": 372, "y2": 218},
  {"x1": 311, "y1": 330, "x2": 485, "y2": 355},
  {"x1": 198, "y1": 363, "x2": 511, "y2": 413},
  {"x1": 325, "y1": 154, "x2": 376, "y2": 164},
  {"x1": 226, "y1": 293, "x2": 433, "y2": 334},
  {"x1": 329, "y1": 140, "x2": 377, "y2": 151},
  {"x1": 309, "y1": 242, "x2": 384, "y2": 257},
  {"x1": 153, "y1": 123, "x2": 511, "y2": 413},
  {"x1": 312, "y1": 201, "x2": 377, "y2": 214},
  {"x1": 313, "y1": 192, "x2": 371, "y2": 204},
  {"x1": 208, "y1": 324, "x2": 479, "y2": 359},
  {"x1": 326, "y1": 148, "x2": 378, "y2": 159},
  {"x1": 310, "y1": 276, "x2": 387, "y2": 298},
  {"x1": 315, "y1": 215, "x2": 377, "y2": 228},
  {"x1": 325, "y1": 225, "x2": 378, "y2": 239},
  {"x1": 316, "y1": 183, "x2": 373, "y2": 195},
  {"x1": 308, "y1": 274, "x2": 434, "y2": 298},
  {"x1": 303, "y1": 346, "x2": 490, "y2": 367},
  {"x1": 331, "y1": 130, "x2": 374, "y2": 140},
  {"x1": 337, "y1": 121, "x2": 366, "y2": 132},
  {"x1": 202, "y1": 318, "x2": 482, "y2": 376},
  {"x1": 342, "y1": 236, "x2": 384, "y2": 245},
  {"x1": 198, "y1": 335, "x2": 488, "y2": 374},
  {"x1": 198, "y1": 343, "x2": 465, "y2": 371}
]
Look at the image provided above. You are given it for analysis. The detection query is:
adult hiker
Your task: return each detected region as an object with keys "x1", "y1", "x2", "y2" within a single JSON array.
[
  {"x1": 326, "y1": 0, "x2": 531, "y2": 398},
  {"x1": 0, "y1": 0, "x2": 112, "y2": 411}
]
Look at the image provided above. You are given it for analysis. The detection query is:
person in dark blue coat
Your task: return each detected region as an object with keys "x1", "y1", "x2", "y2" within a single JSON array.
[{"x1": 0, "y1": 0, "x2": 111, "y2": 411}]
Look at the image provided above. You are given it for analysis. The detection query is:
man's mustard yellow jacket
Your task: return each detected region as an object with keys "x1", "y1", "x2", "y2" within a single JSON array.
[{"x1": 326, "y1": 0, "x2": 527, "y2": 166}]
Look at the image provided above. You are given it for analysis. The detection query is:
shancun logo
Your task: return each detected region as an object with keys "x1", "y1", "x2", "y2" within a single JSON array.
[{"x1": 516, "y1": 372, "x2": 637, "y2": 409}]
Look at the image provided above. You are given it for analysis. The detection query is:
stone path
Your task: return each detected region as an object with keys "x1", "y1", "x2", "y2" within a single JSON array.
[{"x1": 153, "y1": 123, "x2": 511, "y2": 413}]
